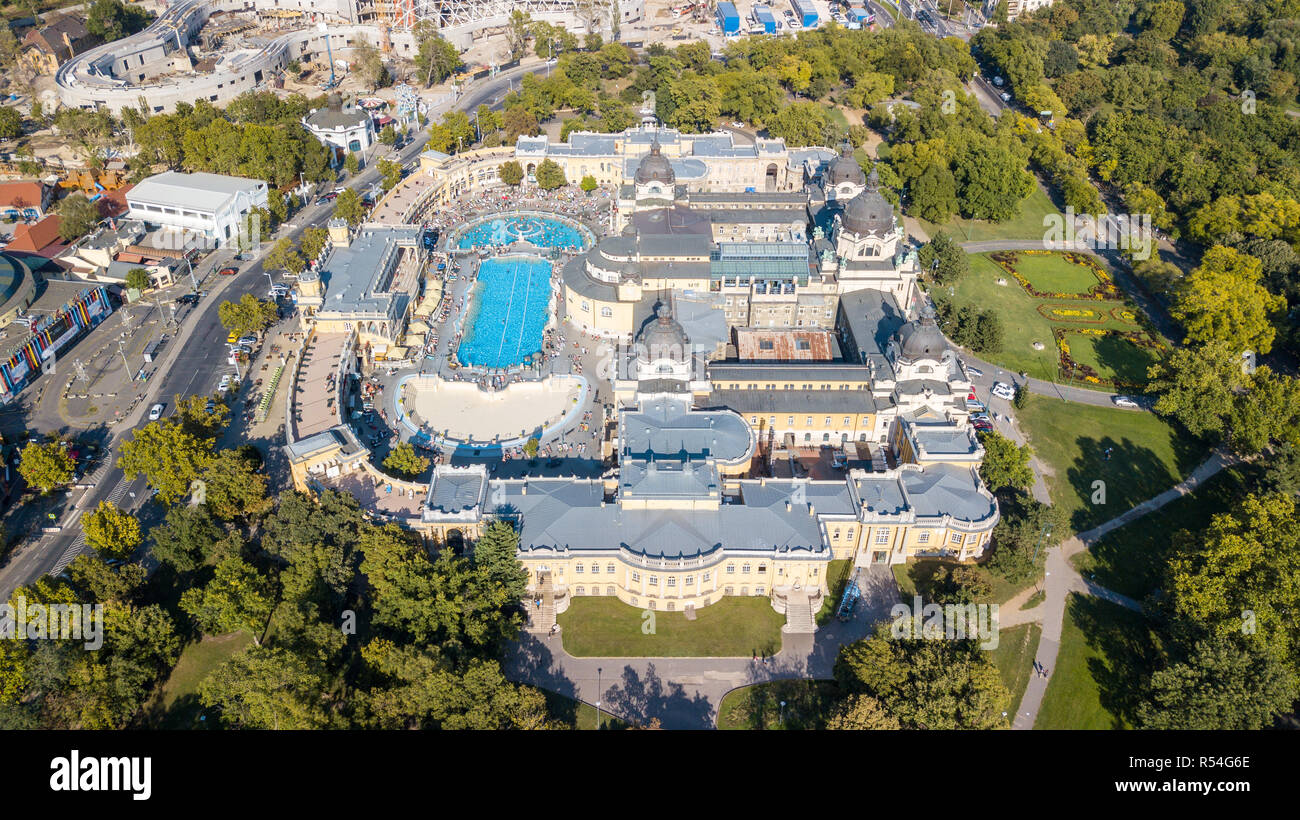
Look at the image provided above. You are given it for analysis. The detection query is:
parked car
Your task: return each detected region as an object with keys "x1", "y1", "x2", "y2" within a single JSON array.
[
  {"x1": 148, "y1": 403, "x2": 165, "y2": 421},
  {"x1": 237, "y1": 335, "x2": 257, "y2": 346},
  {"x1": 972, "y1": 419, "x2": 994, "y2": 432},
  {"x1": 219, "y1": 267, "x2": 238, "y2": 276},
  {"x1": 1111, "y1": 395, "x2": 1140, "y2": 409},
  {"x1": 1000, "y1": 91, "x2": 1013, "y2": 102},
  {"x1": 218, "y1": 375, "x2": 232, "y2": 391},
  {"x1": 991, "y1": 381, "x2": 1016, "y2": 400},
  {"x1": 966, "y1": 399, "x2": 987, "y2": 413},
  {"x1": 964, "y1": 363, "x2": 984, "y2": 378}
]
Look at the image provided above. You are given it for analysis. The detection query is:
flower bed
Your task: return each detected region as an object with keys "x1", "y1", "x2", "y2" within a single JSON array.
[
  {"x1": 990, "y1": 250, "x2": 1120, "y2": 301},
  {"x1": 1036, "y1": 303, "x2": 1108, "y2": 323},
  {"x1": 1109, "y1": 306, "x2": 1138, "y2": 324},
  {"x1": 1054, "y1": 327, "x2": 1165, "y2": 389}
]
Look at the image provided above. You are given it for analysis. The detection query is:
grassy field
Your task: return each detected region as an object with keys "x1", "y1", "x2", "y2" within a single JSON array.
[
  {"x1": 1071, "y1": 467, "x2": 1254, "y2": 600},
  {"x1": 716, "y1": 679, "x2": 842, "y2": 730},
  {"x1": 892, "y1": 558, "x2": 1036, "y2": 607},
  {"x1": 558, "y1": 596, "x2": 785, "y2": 657},
  {"x1": 145, "y1": 631, "x2": 254, "y2": 729},
  {"x1": 918, "y1": 186, "x2": 1062, "y2": 243},
  {"x1": 815, "y1": 558, "x2": 854, "y2": 625},
  {"x1": 1017, "y1": 393, "x2": 1206, "y2": 532},
  {"x1": 1035, "y1": 595, "x2": 1157, "y2": 730},
  {"x1": 1066, "y1": 331, "x2": 1161, "y2": 386},
  {"x1": 991, "y1": 622, "x2": 1042, "y2": 718},
  {"x1": 1014, "y1": 252, "x2": 1105, "y2": 294},
  {"x1": 944, "y1": 253, "x2": 1146, "y2": 383}
]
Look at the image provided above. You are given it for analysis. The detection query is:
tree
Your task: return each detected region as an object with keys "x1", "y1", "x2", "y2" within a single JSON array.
[
  {"x1": 383, "y1": 442, "x2": 430, "y2": 479},
  {"x1": 123, "y1": 267, "x2": 150, "y2": 292},
  {"x1": 0, "y1": 106, "x2": 21, "y2": 140},
  {"x1": 377, "y1": 159, "x2": 403, "y2": 192},
  {"x1": 413, "y1": 21, "x2": 461, "y2": 87},
  {"x1": 218, "y1": 293, "x2": 278, "y2": 339},
  {"x1": 334, "y1": 187, "x2": 366, "y2": 227},
  {"x1": 150, "y1": 505, "x2": 227, "y2": 574},
  {"x1": 498, "y1": 160, "x2": 524, "y2": 187},
  {"x1": 379, "y1": 124, "x2": 397, "y2": 146},
  {"x1": 917, "y1": 232, "x2": 968, "y2": 285},
  {"x1": 472, "y1": 522, "x2": 528, "y2": 604},
  {"x1": 263, "y1": 237, "x2": 304, "y2": 275},
  {"x1": 299, "y1": 226, "x2": 329, "y2": 261},
  {"x1": 81, "y1": 502, "x2": 142, "y2": 562},
  {"x1": 1163, "y1": 493, "x2": 1300, "y2": 665},
  {"x1": 1173, "y1": 246, "x2": 1286, "y2": 355},
  {"x1": 1146, "y1": 341, "x2": 1242, "y2": 441},
  {"x1": 523, "y1": 437, "x2": 540, "y2": 459},
  {"x1": 834, "y1": 631, "x2": 1010, "y2": 729},
  {"x1": 180, "y1": 556, "x2": 275, "y2": 644},
  {"x1": 826, "y1": 694, "x2": 901, "y2": 730},
  {"x1": 18, "y1": 441, "x2": 74, "y2": 493},
  {"x1": 117, "y1": 421, "x2": 213, "y2": 504},
  {"x1": 344, "y1": 152, "x2": 360, "y2": 176},
  {"x1": 199, "y1": 448, "x2": 273, "y2": 521},
  {"x1": 506, "y1": 10, "x2": 533, "y2": 60},
  {"x1": 55, "y1": 193, "x2": 102, "y2": 241},
  {"x1": 534, "y1": 159, "x2": 567, "y2": 191},
  {"x1": 580, "y1": 175, "x2": 598, "y2": 195},
  {"x1": 988, "y1": 496, "x2": 1067, "y2": 582},
  {"x1": 977, "y1": 430, "x2": 1034, "y2": 493},
  {"x1": 1136, "y1": 635, "x2": 1297, "y2": 730},
  {"x1": 503, "y1": 107, "x2": 540, "y2": 142},
  {"x1": 85, "y1": 0, "x2": 150, "y2": 43},
  {"x1": 766, "y1": 101, "x2": 838, "y2": 147},
  {"x1": 173, "y1": 394, "x2": 229, "y2": 440},
  {"x1": 352, "y1": 35, "x2": 389, "y2": 92},
  {"x1": 909, "y1": 164, "x2": 959, "y2": 224},
  {"x1": 199, "y1": 645, "x2": 328, "y2": 729}
]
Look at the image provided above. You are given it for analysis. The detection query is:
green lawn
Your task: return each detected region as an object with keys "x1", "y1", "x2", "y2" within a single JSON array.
[
  {"x1": 1066, "y1": 332, "x2": 1161, "y2": 386},
  {"x1": 1071, "y1": 467, "x2": 1255, "y2": 601},
  {"x1": 558, "y1": 596, "x2": 785, "y2": 657},
  {"x1": 1013, "y1": 252, "x2": 1105, "y2": 294},
  {"x1": 991, "y1": 622, "x2": 1042, "y2": 718},
  {"x1": 815, "y1": 558, "x2": 854, "y2": 626},
  {"x1": 943, "y1": 253, "x2": 1146, "y2": 384},
  {"x1": 541, "y1": 690, "x2": 628, "y2": 730},
  {"x1": 892, "y1": 558, "x2": 1036, "y2": 607},
  {"x1": 1035, "y1": 595, "x2": 1157, "y2": 730},
  {"x1": 1016, "y1": 393, "x2": 1206, "y2": 532},
  {"x1": 918, "y1": 186, "x2": 1062, "y2": 243},
  {"x1": 717, "y1": 679, "x2": 842, "y2": 730},
  {"x1": 145, "y1": 631, "x2": 254, "y2": 729}
]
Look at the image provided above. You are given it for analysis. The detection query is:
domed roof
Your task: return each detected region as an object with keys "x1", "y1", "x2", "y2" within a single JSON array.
[
  {"x1": 634, "y1": 137, "x2": 676, "y2": 185},
  {"x1": 827, "y1": 143, "x2": 866, "y2": 187},
  {"x1": 896, "y1": 307, "x2": 947, "y2": 361},
  {"x1": 637, "y1": 304, "x2": 690, "y2": 361},
  {"x1": 841, "y1": 165, "x2": 894, "y2": 235}
]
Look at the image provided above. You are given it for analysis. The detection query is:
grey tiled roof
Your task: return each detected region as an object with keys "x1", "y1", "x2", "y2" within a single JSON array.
[
  {"x1": 427, "y1": 471, "x2": 485, "y2": 513},
  {"x1": 620, "y1": 398, "x2": 753, "y2": 463},
  {"x1": 901, "y1": 464, "x2": 996, "y2": 522},
  {"x1": 708, "y1": 362, "x2": 874, "y2": 383}
]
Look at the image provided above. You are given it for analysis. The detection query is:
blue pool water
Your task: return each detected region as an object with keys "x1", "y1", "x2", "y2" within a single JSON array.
[
  {"x1": 456, "y1": 215, "x2": 588, "y2": 250},
  {"x1": 458, "y1": 256, "x2": 553, "y2": 369}
]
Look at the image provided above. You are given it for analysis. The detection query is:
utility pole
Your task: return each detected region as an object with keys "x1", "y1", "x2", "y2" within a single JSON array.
[{"x1": 117, "y1": 337, "x2": 130, "y2": 377}]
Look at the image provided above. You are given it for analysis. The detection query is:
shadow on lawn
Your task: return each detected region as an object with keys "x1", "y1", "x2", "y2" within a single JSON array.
[
  {"x1": 1064, "y1": 434, "x2": 1204, "y2": 532},
  {"x1": 1069, "y1": 594, "x2": 1160, "y2": 729},
  {"x1": 1090, "y1": 333, "x2": 1158, "y2": 385}
]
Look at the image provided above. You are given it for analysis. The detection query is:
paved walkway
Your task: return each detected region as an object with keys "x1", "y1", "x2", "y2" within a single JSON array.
[
  {"x1": 503, "y1": 567, "x2": 900, "y2": 729},
  {"x1": 1011, "y1": 449, "x2": 1236, "y2": 729}
]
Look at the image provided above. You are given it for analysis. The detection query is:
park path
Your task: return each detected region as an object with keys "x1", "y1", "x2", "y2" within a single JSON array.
[{"x1": 1011, "y1": 449, "x2": 1237, "y2": 729}]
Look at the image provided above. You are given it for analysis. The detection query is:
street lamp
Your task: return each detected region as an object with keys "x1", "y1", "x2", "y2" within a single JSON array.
[
  {"x1": 596, "y1": 666, "x2": 603, "y2": 729},
  {"x1": 779, "y1": 700, "x2": 786, "y2": 727}
]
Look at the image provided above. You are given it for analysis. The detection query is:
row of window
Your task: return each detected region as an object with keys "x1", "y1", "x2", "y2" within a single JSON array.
[
  {"x1": 722, "y1": 383, "x2": 870, "y2": 391},
  {"x1": 750, "y1": 415, "x2": 866, "y2": 427}
]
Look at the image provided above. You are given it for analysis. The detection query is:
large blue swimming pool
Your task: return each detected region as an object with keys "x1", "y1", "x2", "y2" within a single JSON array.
[
  {"x1": 456, "y1": 215, "x2": 588, "y2": 250},
  {"x1": 458, "y1": 256, "x2": 552, "y2": 369}
]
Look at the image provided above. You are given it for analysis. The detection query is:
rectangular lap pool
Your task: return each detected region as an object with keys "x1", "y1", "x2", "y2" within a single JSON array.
[{"x1": 458, "y1": 256, "x2": 553, "y2": 369}]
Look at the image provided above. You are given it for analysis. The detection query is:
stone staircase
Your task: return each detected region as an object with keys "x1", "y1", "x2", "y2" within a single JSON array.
[
  {"x1": 525, "y1": 572, "x2": 557, "y2": 634},
  {"x1": 781, "y1": 589, "x2": 816, "y2": 635}
]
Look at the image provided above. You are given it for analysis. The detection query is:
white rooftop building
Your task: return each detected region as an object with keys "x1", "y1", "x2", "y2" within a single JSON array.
[{"x1": 126, "y1": 171, "x2": 269, "y2": 246}]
